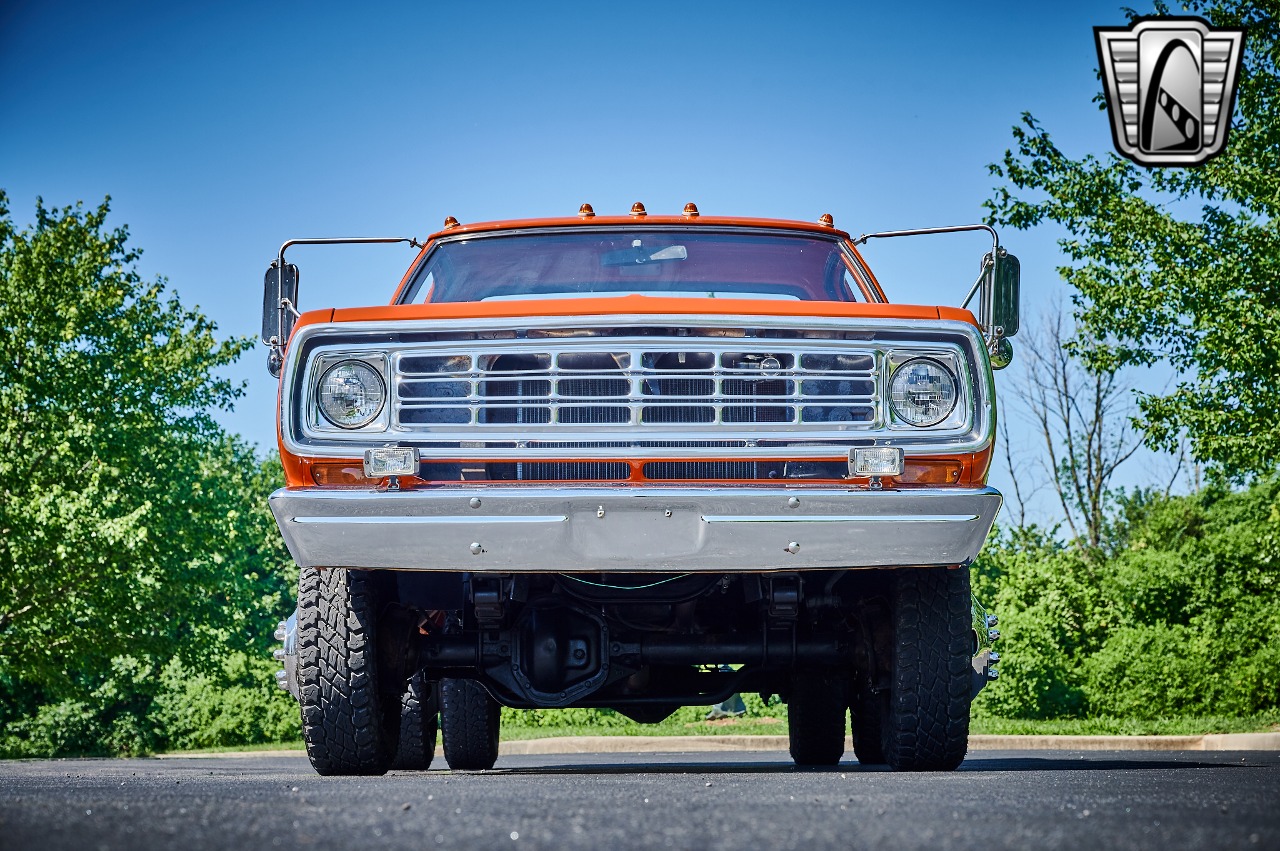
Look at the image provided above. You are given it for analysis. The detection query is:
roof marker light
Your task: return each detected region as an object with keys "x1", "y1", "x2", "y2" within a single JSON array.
[
  {"x1": 819, "y1": 213, "x2": 834, "y2": 227},
  {"x1": 683, "y1": 203, "x2": 700, "y2": 219},
  {"x1": 578, "y1": 203, "x2": 595, "y2": 219},
  {"x1": 630, "y1": 202, "x2": 647, "y2": 218},
  {"x1": 443, "y1": 216, "x2": 460, "y2": 229}
]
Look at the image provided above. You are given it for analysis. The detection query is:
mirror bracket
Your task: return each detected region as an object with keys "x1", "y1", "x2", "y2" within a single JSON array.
[
  {"x1": 260, "y1": 236, "x2": 422, "y2": 377},
  {"x1": 990, "y1": 337, "x2": 1014, "y2": 370},
  {"x1": 853, "y1": 224, "x2": 1019, "y2": 348},
  {"x1": 266, "y1": 343, "x2": 284, "y2": 379}
]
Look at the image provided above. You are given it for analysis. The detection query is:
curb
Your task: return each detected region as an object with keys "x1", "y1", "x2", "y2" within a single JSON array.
[
  {"x1": 971, "y1": 735, "x2": 1200, "y2": 751},
  {"x1": 498, "y1": 732, "x2": 1280, "y2": 755},
  {"x1": 1199, "y1": 733, "x2": 1280, "y2": 750},
  {"x1": 501, "y1": 735, "x2": 792, "y2": 755},
  {"x1": 155, "y1": 749, "x2": 306, "y2": 760},
  {"x1": 155, "y1": 732, "x2": 1280, "y2": 760}
]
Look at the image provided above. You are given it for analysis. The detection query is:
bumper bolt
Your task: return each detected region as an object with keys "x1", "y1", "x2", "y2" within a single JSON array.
[
  {"x1": 469, "y1": 497, "x2": 482, "y2": 509},
  {"x1": 469, "y1": 542, "x2": 484, "y2": 555}
]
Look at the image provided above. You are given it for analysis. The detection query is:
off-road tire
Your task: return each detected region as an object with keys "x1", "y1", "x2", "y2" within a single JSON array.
[
  {"x1": 850, "y1": 686, "x2": 886, "y2": 765},
  {"x1": 787, "y1": 673, "x2": 847, "y2": 767},
  {"x1": 440, "y1": 678, "x2": 501, "y2": 770},
  {"x1": 391, "y1": 673, "x2": 438, "y2": 771},
  {"x1": 880, "y1": 565, "x2": 972, "y2": 771},
  {"x1": 296, "y1": 567, "x2": 399, "y2": 776}
]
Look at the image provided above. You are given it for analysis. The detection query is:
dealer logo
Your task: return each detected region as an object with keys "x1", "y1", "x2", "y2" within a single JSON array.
[{"x1": 1095, "y1": 17, "x2": 1245, "y2": 166}]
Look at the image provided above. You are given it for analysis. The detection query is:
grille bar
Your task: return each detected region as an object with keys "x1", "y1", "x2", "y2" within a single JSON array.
[{"x1": 393, "y1": 341, "x2": 880, "y2": 432}]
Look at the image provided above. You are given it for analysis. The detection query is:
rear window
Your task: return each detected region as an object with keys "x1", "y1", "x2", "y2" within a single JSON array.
[{"x1": 400, "y1": 229, "x2": 870, "y2": 303}]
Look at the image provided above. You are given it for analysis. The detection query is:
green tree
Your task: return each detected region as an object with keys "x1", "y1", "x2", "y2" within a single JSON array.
[
  {"x1": 986, "y1": 0, "x2": 1280, "y2": 478},
  {"x1": 973, "y1": 479, "x2": 1280, "y2": 720},
  {"x1": 971, "y1": 528, "x2": 1100, "y2": 719},
  {"x1": 0, "y1": 192, "x2": 288, "y2": 699},
  {"x1": 1012, "y1": 306, "x2": 1144, "y2": 549},
  {"x1": 1082, "y1": 480, "x2": 1280, "y2": 717}
]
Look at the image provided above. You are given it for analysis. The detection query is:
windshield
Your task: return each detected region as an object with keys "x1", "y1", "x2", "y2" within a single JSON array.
[{"x1": 399, "y1": 229, "x2": 871, "y2": 303}]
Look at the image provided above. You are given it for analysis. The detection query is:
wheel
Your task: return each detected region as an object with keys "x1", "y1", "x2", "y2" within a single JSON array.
[
  {"x1": 440, "y1": 678, "x2": 501, "y2": 770},
  {"x1": 880, "y1": 565, "x2": 972, "y2": 771},
  {"x1": 850, "y1": 686, "x2": 886, "y2": 765},
  {"x1": 787, "y1": 672, "x2": 847, "y2": 767},
  {"x1": 391, "y1": 673, "x2": 439, "y2": 770},
  {"x1": 296, "y1": 567, "x2": 400, "y2": 775}
]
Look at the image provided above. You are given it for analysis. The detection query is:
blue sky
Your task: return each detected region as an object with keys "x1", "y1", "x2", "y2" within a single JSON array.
[{"x1": 2, "y1": 0, "x2": 1171, "y2": 524}]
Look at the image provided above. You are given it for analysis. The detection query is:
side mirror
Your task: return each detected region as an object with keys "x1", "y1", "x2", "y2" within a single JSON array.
[
  {"x1": 990, "y1": 337, "x2": 1014, "y2": 370},
  {"x1": 262, "y1": 263, "x2": 299, "y2": 377},
  {"x1": 992, "y1": 251, "x2": 1020, "y2": 338}
]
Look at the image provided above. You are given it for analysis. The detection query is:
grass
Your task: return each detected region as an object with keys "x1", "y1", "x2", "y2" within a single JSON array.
[
  {"x1": 969, "y1": 713, "x2": 1280, "y2": 737},
  {"x1": 157, "y1": 711, "x2": 1280, "y2": 755},
  {"x1": 501, "y1": 709, "x2": 1280, "y2": 742},
  {"x1": 499, "y1": 697, "x2": 790, "y2": 741},
  {"x1": 502, "y1": 717, "x2": 791, "y2": 741}
]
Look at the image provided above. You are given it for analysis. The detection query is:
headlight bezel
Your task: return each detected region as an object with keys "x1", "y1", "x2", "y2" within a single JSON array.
[
  {"x1": 309, "y1": 353, "x2": 390, "y2": 432},
  {"x1": 886, "y1": 354, "x2": 963, "y2": 429}
]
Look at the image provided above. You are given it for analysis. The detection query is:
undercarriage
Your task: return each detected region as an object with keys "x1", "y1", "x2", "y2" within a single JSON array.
[
  {"x1": 282, "y1": 564, "x2": 998, "y2": 775},
  {"x1": 398, "y1": 570, "x2": 891, "y2": 717}
]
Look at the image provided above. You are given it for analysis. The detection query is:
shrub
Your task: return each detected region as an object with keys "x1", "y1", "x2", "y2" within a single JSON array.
[{"x1": 153, "y1": 652, "x2": 301, "y2": 751}]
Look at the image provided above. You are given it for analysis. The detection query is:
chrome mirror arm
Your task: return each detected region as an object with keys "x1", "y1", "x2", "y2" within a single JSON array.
[
  {"x1": 262, "y1": 237, "x2": 422, "y2": 377},
  {"x1": 276, "y1": 236, "x2": 423, "y2": 269},
  {"x1": 852, "y1": 224, "x2": 1001, "y2": 341}
]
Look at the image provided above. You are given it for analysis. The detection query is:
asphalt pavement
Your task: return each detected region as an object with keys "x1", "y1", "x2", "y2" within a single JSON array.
[{"x1": 1, "y1": 749, "x2": 1277, "y2": 851}]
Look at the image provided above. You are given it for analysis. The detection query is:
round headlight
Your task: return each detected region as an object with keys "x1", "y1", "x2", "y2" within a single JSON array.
[
  {"x1": 317, "y1": 360, "x2": 386, "y2": 429},
  {"x1": 888, "y1": 358, "x2": 958, "y2": 427}
]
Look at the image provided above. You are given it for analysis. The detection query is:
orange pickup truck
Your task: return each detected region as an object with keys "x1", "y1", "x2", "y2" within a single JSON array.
[{"x1": 263, "y1": 204, "x2": 1016, "y2": 775}]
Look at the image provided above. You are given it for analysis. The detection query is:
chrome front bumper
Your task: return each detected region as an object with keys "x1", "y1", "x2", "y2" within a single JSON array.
[{"x1": 269, "y1": 485, "x2": 1001, "y2": 573}]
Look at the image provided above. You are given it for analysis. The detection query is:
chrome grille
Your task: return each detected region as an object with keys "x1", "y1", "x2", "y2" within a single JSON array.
[
  {"x1": 644, "y1": 461, "x2": 773, "y2": 480},
  {"x1": 488, "y1": 461, "x2": 630, "y2": 481},
  {"x1": 393, "y1": 340, "x2": 879, "y2": 433}
]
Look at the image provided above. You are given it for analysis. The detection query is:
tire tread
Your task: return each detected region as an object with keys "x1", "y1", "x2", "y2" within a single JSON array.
[
  {"x1": 788, "y1": 674, "x2": 847, "y2": 767},
  {"x1": 296, "y1": 567, "x2": 396, "y2": 776},
  {"x1": 881, "y1": 566, "x2": 972, "y2": 771},
  {"x1": 440, "y1": 678, "x2": 500, "y2": 771},
  {"x1": 391, "y1": 673, "x2": 438, "y2": 770}
]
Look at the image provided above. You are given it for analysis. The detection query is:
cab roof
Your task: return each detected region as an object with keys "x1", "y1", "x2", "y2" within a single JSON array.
[{"x1": 422, "y1": 210, "x2": 851, "y2": 242}]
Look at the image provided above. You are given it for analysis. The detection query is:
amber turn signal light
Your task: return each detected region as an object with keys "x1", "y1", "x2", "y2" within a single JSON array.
[{"x1": 899, "y1": 460, "x2": 963, "y2": 485}]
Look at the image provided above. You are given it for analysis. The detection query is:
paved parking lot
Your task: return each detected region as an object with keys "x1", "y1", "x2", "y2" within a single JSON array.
[{"x1": 1, "y1": 749, "x2": 1277, "y2": 850}]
